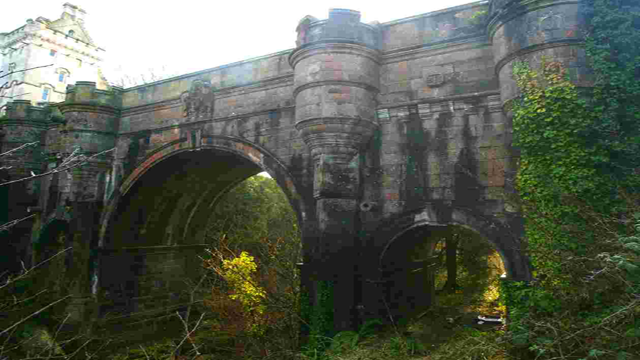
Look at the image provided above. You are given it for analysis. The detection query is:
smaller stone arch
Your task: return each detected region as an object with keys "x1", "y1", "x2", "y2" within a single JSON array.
[
  {"x1": 359, "y1": 204, "x2": 532, "y2": 323},
  {"x1": 374, "y1": 205, "x2": 532, "y2": 282}
]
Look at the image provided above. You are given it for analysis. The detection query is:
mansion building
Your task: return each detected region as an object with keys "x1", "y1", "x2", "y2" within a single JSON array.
[{"x1": 0, "y1": 3, "x2": 108, "y2": 114}]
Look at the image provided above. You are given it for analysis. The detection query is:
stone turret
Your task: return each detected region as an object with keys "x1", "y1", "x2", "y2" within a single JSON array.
[
  {"x1": 40, "y1": 80, "x2": 120, "y2": 217},
  {"x1": 488, "y1": 0, "x2": 591, "y2": 112},
  {"x1": 290, "y1": 8, "x2": 381, "y2": 332},
  {"x1": 38, "y1": 81, "x2": 121, "y2": 323}
]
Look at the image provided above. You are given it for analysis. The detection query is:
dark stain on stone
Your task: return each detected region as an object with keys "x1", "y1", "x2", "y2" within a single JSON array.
[
  {"x1": 402, "y1": 105, "x2": 428, "y2": 211},
  {"x1": 453, "y1": 114, "x2": 481, "y2": 208}
]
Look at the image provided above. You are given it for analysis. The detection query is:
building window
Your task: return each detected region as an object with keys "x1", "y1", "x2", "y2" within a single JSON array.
[
  {"x1": 59, "y1": 73, "x2": 66, "y2": 82},
  {"x1": 68, "y1": 30, "x2": 75, "y2": 37},
  {"x1": 42, "y1": 88, "x2": 50, "y2": 100},
  {"x1": 50, "y1": 49, "x2": 57, "y2": 57},
  {"x1": 8, "y1": 63, "x2": 16, "y2": 73}
]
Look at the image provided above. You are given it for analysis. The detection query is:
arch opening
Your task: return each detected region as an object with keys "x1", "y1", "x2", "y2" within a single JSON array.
[
  {"x1": 378, "y1": 223, "x2": 507, "y2": 337},
  {"x1": 97, "y1": 146, "x2": 304, "y2": 328}
]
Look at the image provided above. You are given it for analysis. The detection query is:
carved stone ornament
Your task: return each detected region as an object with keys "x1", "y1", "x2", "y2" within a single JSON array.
[
  {"x1": 426, "y1": 73, "x2": 446, "y2": 87},
  {"x1": 425, "y1": 72, "x2": 461, "y2": 88},
  {"x1": 180, "y1": 80, "x2": 215, "y2": 118}
]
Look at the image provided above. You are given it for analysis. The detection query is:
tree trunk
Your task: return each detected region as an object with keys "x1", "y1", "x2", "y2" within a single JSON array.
[{"x1": 443, "y1": 235, "x2": 459, "y2": 293}]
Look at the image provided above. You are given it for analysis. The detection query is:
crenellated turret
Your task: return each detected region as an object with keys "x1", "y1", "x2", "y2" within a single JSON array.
[
  {"x1": 290, "y1": 8, "x2": 381, "y2": 332},
  {"x1": 42, "y1": 81, "x2": 120, "y2": 207},
  {"x1": 488, "y1": 0, "x2": 592, "y2": 112}
]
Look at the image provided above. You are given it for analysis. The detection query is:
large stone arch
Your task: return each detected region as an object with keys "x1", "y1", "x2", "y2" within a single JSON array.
[
  {"x1": 95, "y1": 135, "x2": 308, "y2": 318},
  {"x1": 99, "y1": 135, "x2": 307, "y2": 248}
]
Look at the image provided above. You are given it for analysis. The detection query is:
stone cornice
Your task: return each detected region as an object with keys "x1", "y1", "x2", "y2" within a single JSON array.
[
  {"x1": 289, "y1": 41, "x2": 381, "y2": 68},
  {"x1": 293, "y1": 80, "x2": 379, "y2": 99},
  {"x1": 59, "y1": 102, "x2": 120, "y2": 116},
  {"x1": 117, "y1": 105, "x2": 296, "y2": 137},
  {"x1": 377, "y1": 90, "x2": 501, "y2": 111}
]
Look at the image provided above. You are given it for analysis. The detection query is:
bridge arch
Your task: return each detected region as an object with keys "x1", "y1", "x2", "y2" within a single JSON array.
[
  {"x1": 360, "y1": 204, "x2": 532, "y2": 321},
  {"x1": 99, "y1": 135, "x2": 306, "y2": 249},
  {"x1": 95, "y1": 135, "x2": 307, "y2": 317},
  {"x1": 374, "y1": 205, "x2": 531, "y2": 282}
]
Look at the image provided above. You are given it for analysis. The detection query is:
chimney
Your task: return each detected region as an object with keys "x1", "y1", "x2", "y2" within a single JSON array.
[{"x1": 62, "y1": 3, "x2": 86, "y2": 23}]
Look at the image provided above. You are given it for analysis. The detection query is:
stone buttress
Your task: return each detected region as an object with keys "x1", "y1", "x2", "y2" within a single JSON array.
[
  {"x1": 41, "y1": 81, "x2": 120, "y2": 322},
  {"x1": 290, "y1": 9, "x2": 380, "y2": 331}
]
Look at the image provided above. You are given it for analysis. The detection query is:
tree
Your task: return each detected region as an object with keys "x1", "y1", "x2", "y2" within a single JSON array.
[{"x1": 442, "y1": 233, "x2": 459, "y2": 293}]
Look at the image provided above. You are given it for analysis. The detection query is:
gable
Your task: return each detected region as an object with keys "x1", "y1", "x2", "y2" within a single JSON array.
[{"x1": 46, "y1": 17, "x2": 94, "y2": 45}]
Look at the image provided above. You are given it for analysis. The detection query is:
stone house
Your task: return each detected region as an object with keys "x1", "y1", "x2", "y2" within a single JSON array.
[{"x1": 0, "y1": 3, "x2": 108, "y2": 115}]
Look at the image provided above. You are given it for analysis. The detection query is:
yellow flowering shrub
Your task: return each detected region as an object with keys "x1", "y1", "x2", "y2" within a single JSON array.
[{"x1": 221, "y1": 251, "x2": 266, "y2": 314}]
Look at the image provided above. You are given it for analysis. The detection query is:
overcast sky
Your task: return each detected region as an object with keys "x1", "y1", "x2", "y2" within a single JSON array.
[{"x1": 3, "y1": 0, "x2": 479, "y2": 83}]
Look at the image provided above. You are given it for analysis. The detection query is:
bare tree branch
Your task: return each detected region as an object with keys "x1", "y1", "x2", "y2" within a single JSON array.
[
  {"x1": 0, "y1": 141, "x2": 39, "y2": 159},
  {"x1": 0, "y1": 147, "x2": 115, "y2": 187},
  {"x1": 0, "y1": 214, "x2": 36, "y2": 233},
  {"x1": 0, "y1": 64, "x2": 54, "y2": 81},
  {"x1": 0, "y1": 295, "x2": 71, "y2": 337}
]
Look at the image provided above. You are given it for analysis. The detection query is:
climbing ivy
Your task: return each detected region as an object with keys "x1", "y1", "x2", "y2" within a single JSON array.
[
  {"x1": 510, "y1": 0, "x2": 640, "y2": 282},
  {"x1": 303, "y1": 280, "x2": 335, "y2": 356},
  {"x1": 505, "y1": 0, "x2": 640, "y2": 357}
]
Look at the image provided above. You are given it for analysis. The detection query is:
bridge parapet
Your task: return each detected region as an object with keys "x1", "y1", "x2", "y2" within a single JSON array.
[{"x1": 295, "y1": 9, "x2": 381, "y2": 50}]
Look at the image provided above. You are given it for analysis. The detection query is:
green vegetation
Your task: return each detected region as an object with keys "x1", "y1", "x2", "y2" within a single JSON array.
[{"x1": 501, "y1": 0, "x2": 640, "y2": 358}]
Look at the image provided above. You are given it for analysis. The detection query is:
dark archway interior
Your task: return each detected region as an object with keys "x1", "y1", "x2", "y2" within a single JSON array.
[
  {"x1": 110, "y1": 149, "x2": 264, "y2": 248},
  {"x1": 99, "y1": 149, "x2": 265, "y2": 318},
  {"x1": 379, "y1": 225, "x2": 440, "y2": 321},
  {"x1": 379, "y1": 224, "x2": 505, "y2": 323}
]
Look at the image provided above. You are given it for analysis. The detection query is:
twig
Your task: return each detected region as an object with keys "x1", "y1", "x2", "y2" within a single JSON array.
[
  {"x1": 48, "y1": 314, "x2": 70, "y2": 358},
  {"x1": 0, "y1": 141, "x2": 39, "y2": 158},
  {"x1": 0, "y1": 295, "x2": 71, "y2": 337},
  {"x1": 1, "y1": 247, "x2": 72, "y2": 289},
  {"x1": 0, "y1": 214, "x2": 36, "y2": 233},
  {"x1": 0, "y1": 148, "x2": 115, "y2": 187},
  {"x1": 139, "y1": 345, "x2": 151, "y2": 360},
  {"x1": 174, "y1": 312, "x2": 205, "y2": 357},
  {"x1": 0, "y1": 64, "x2": 54, "y2": 80}
]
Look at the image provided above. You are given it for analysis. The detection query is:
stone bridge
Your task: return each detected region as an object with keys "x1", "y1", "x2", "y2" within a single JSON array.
[{"x1": 1, "y1": 0, "x2": 594, "y2": 333}]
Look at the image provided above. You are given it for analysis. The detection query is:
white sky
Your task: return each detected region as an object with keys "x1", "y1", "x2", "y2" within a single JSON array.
[{"x1": 2, "y1": 0, "x2": 479, "y2": 83}]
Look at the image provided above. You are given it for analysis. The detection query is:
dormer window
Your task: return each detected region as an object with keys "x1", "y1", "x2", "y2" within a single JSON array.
[
  {"x1": 50, "y1": 49, "x2": 57, "y2": 57},
  {"x1": 68, "y1": 30, "x2": 75, "y2": 37}
]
